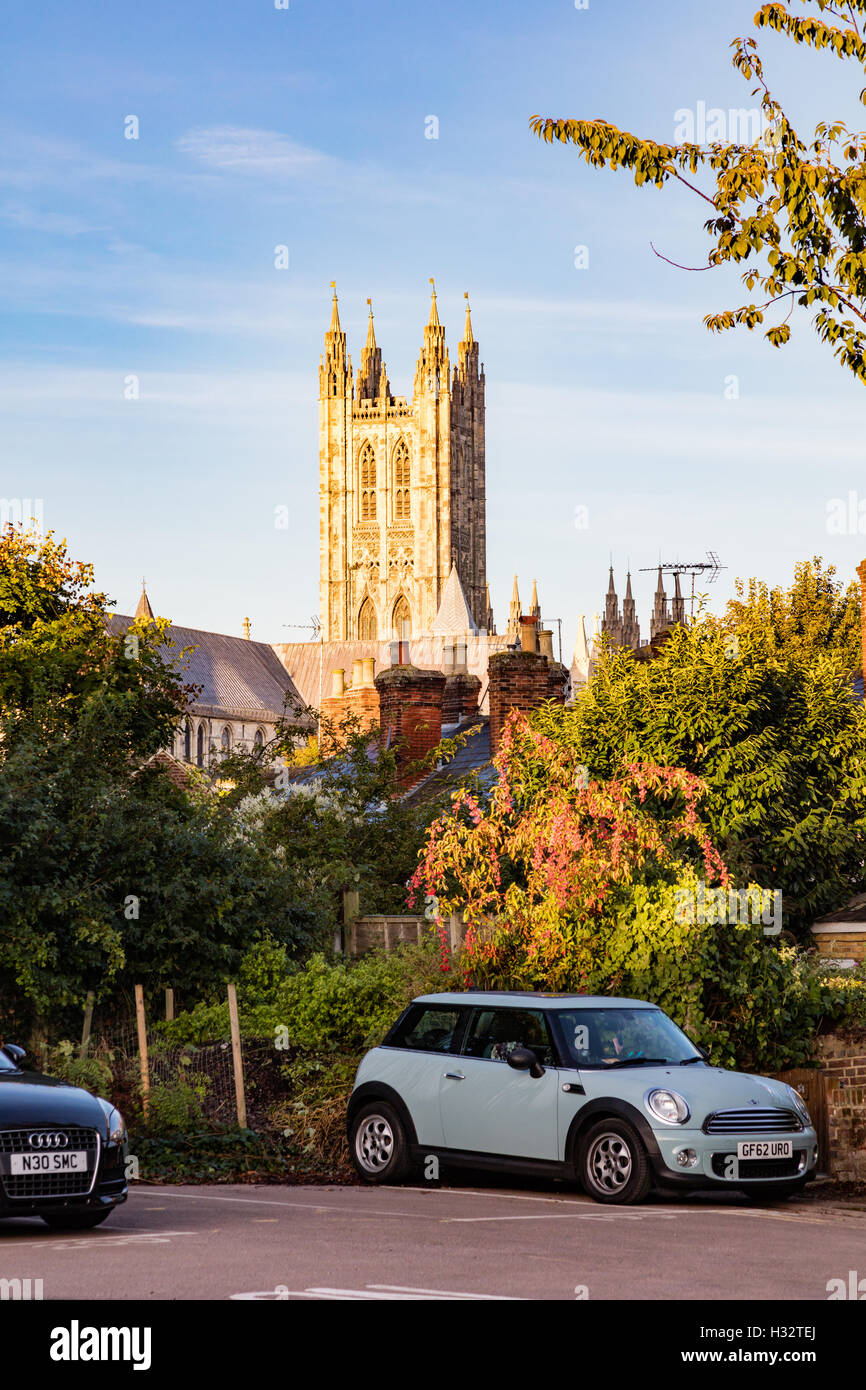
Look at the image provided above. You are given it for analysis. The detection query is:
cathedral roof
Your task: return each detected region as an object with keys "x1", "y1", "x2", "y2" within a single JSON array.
[
  {"x1": 432, "y1": 563, "x2": 479, "y2": 635},
  {"x1": 107, "y1": 614, "x2": 306, "y2": 724}
]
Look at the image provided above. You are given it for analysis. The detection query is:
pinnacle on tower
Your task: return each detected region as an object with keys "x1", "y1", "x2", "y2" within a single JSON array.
[
  {"x1": 506, "y1": 574, "x2": 522, "y2": 642},
  {"x1": 356, "y1": 296, "x2": 383, "y2": 400},
  {"x1": 484, "y1": 581, "x2": 495, "y2": 634},
  {"x1": 622, "y1": 570, "x2": 640, "y2": 651},
  {"x1": 462, "y1": 291, "x2": 474, "y2": 345},
  {"x1": 529, "y1": 579, "x2": 541, "y2": 619},
  {"x1": 651, "y1": 565, "x2": 670, "y2": 640},
  {"x1": 602, "y1": 565, "x2": 623, "y2": 646},
  {"x1": 320, "y1": 281, "x2": 350, "y2": 398},
  {"x1": 328, "y1": 281, "x2": 341, "y2": 334},
  {"x1": 416, "y1": 277, "x2": 448, "y2": 388}
]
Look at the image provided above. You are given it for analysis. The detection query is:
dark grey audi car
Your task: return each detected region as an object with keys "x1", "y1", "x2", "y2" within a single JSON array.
[{"x1": 0, "y1": 1043, "x2": 128, "y2": 1229}]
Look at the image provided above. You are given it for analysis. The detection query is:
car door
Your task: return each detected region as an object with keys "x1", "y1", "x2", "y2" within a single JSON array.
[
  {"x1": 368, "y1": 1003, "x2": 467, "y2": 1147},
  {"x1": 438, "y1": 1007, "x2": 560, "y2": 1160}
]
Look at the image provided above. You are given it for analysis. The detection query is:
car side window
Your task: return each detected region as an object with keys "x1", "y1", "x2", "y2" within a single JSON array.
[
  {"x1": 388, "y1": 1006, "x2": 462, "y2": 1053},
  {"x1": 462, "y1": 1009, "x2": 554, "y2": 1065}
]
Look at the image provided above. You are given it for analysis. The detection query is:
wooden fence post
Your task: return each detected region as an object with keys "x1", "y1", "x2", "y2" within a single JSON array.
[
  {"x1": 165, "y1": 988, "x2": 174, "y2": 1022},
  {"x1": 80, "y1": 991, "x2": 94, "y2": 1059},
  {"x1": 227, "y1": 983, "x2": 247, "y2": 1130},
  {"x1": 342, "y1": 887, "x2": 360, "y2": 956},
  {"x1": 134, "y1": 984, "x2": 150, "y2": 1120}
]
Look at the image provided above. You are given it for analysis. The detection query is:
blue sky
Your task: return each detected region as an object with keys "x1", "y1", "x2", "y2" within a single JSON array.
[{"x1": 1, "y1": 0, "x2": 864, "y2": 660}]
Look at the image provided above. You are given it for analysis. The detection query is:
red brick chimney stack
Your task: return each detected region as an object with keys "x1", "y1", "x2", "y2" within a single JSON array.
[{"x1": 374, "y1": 665, "x2": 446, "y2": 788}]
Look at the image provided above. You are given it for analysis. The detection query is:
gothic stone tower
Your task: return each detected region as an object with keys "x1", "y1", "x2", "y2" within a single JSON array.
[{"x1": 318, "y1": 282, "x2": 486, "y2": 642}]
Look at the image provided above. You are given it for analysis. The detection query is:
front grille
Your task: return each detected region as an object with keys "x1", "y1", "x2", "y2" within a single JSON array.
[
  {"x1": 712, "y1": 1153, "x2": 802, "y2": 1180},
  {"x1": 703, "y1": 1108, "x2": 802, "y2": 1135},
  {"x1": 0, "y1": 1128, "x2": 99, "y2": 1200}
]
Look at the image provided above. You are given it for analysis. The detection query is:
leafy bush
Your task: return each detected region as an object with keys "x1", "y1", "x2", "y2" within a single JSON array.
[
  {"x1": 45, "y1": 1041, "x2": 114, "y2": 1097},
  {"x1": 139, "y1": 1070, "x2": 211, "y2": 1133},
  {"x1": 155, "y1": 940, "x2": 451, "y2": 1052}
]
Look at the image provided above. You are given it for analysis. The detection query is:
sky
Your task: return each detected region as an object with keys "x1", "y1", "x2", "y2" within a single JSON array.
[{"x1": 1, "y1": 0, "x2": 864, "y2": 662}]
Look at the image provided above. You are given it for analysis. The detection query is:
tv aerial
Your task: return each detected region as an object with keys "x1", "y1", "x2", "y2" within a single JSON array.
[{"x1": 639, "y1": 552, "x2": 725, "y2": 621}]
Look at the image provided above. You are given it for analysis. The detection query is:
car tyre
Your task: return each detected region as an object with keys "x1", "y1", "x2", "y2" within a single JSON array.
[
  {"x1": 40, "y1": 1210, "x2": 113, "y2": 1230},
  {"x1": 579, "y1": 1117, "x2": 652, "y2": 1205},
  {"x1": 349, "y1": 1100, "x2": 411, "y2": 1185}
]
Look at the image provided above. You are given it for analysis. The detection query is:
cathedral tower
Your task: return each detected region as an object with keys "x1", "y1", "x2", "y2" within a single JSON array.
[{"x1": 318, "y1": 282, "x2": 487, "y2": 642}]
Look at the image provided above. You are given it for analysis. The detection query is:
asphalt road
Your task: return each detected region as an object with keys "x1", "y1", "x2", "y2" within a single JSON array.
[{"x1": 2, "y1": 1181, "x2": 865, "y2": 1301}]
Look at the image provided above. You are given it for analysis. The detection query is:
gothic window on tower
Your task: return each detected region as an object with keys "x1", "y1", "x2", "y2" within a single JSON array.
[
  {"x1": 392, "y1": 595, "x2": 411, "y2": 639},
  {"x1": 360, "y1": 442, "x2": 377, "y2": 521},
  {"x1": 392, "y1": 439, "x2": 410, "y2": 521},
  {"x1": 358, "y1": 597, "x2": 377, "y2": 641}
]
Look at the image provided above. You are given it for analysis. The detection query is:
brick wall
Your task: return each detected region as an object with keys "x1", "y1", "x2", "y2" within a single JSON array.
[
  {"x1": 375, "y1": 664, "x2": 446, "y2": 787},
  {"x1": 818, "y1": 1033, "x2": 866, "y2": 1181},
  {"x1": 488, "y1": 650, "x2": 563, "y2": 754},
  {"x1": 320, "y1": 682, "x2": 380, "y2": 752},
  {"x1": 443, "y1": 672, "x2": 481, "y2": 724}
]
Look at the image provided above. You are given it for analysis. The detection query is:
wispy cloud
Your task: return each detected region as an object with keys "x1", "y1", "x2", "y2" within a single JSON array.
[
  {"x1": 1, "y1": 202, "x2": 99, "y2": 237},
  {"x1": 176, "y1": 126, "x2": 332, "y2": 177}
]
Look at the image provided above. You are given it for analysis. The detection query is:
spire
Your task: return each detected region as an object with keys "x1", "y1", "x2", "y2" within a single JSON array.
[
  {"x1": 603, "y1": 566, "x2": 621, "y2": 643},
  {"x1": 484, "y1": 582, "x2": 495, "y2": 634},
  {"x1": 416, "y1": 277, "x2": 448, "y2": 391},
  {"x1": 529, "y1": 579, "x2": 540, "y2": 618},
  {"x1": 621, "y1": 571, "x2": 640, "y2": 651},
  {"x1": 506, "y1": 575, "x2": 522, "y2": 643},
  {"x1": 651, "y1": 566, "x2": 670, "y2": 640},
  {"x1": 356, "y1": 295, "x2": 383, "y2": 400},
  {"x1": 321, "y1": 280, "x2": 350, "y2": 398},
  {"x1": 569, "y1": 614, "x2": 591, "y2": 697},
  {"x1": 462, "y1": 291, "x2": 474, "y2": 345},
  {"x1": 432, "y1": 561, "x2": 479, "y2": 635},
  {"x1": 135, "y1": 579, "x2": 154, "y2": 622}
]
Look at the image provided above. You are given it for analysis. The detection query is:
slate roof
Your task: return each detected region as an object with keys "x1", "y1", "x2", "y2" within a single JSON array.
[
  {"x1": 402, "y1": 716, "x2": 496, "y2": 807},
  {"x1": 107, "y1": 615, "x2": 306, "y2": 724}
]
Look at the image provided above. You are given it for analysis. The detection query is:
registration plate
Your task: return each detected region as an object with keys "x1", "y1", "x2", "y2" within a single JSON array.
[
  {"x1": 7, "y1": 1151, "x2": 88, "y2": 1174},
  {"x1": 736, "y1": 1140, "x2": 793, "y2": 1160}
]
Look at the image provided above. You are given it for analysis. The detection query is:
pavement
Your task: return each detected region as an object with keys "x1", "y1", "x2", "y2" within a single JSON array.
[{"x1": 2, "y1": 1179, "x2": 866, "y2": 1300}]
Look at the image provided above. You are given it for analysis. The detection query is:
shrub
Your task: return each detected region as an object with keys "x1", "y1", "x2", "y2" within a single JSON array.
[
  {"x1": 45, "y1": 1041, "x2": 114, "y2": 1097},
  {"x1": 155, "y1": 940, "x2": 451, "y2": 1052}
]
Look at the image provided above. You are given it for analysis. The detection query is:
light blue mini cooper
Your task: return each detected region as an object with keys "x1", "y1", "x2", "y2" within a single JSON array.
[{"x1": 347, "y1": 992, "x2": 818, "y2": 1204}]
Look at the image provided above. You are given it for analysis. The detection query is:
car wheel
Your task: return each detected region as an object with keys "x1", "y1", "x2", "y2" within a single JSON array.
[
  {"x1": 349, "y1": 1101, "x2": 411, "y2": 1184},
  {"x1": 579, "y1": 1118, "x2": 652, "y2": 1205},
  {"x1": 40, "y1": 1210, "x2": 113, "y2": 1230}
]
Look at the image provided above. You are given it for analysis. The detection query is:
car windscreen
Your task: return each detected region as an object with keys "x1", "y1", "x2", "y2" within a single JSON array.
[{"x1": 553, "y1": 1008, "x2": 702, "y2": 1068}]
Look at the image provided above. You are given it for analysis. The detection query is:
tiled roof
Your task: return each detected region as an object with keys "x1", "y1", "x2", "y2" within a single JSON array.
[
  {"x1": 107, "y1": 615, "x2": 306, "y2": 724},
  {"x1": 402, "y1": 716, "x2": 496, "y2": 806}
]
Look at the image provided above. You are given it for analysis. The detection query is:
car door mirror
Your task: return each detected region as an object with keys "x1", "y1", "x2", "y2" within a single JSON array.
[
  {"x1": 4, "y1": 1044, "x2": 26, "y2": 1064},
  {"x1": 506, "y1": 1046, "x2": 545, "y2": 1080}
]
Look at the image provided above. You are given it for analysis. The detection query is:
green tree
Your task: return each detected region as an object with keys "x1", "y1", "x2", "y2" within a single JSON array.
[
  {"x1": 0, "y1": 529, "x2": 317, "y2": 1034},
  {"x1": 723, "y1": 555, "x2": 861, "y2": 668},
  {"x1": 535, "y1": 586, "x2": 866, "y2": 935},
  {"x1": 532, "y1": 0, "x2": 866, "y2": 380}
]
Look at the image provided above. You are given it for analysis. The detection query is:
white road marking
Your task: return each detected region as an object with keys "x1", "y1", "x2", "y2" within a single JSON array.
[
  {"x1": 230, "y1": 1284, "x2": 523, "y2": 1301},
  {"x1": 0, "y1": 1230, "x2": 198, "y2": 1251},
  {"x1": 134, "y1": 1190, "x2": 444, "y2": 1221},
  {"x1": 369, "y1": 1284, "x2": 521, "y2": 1299}
]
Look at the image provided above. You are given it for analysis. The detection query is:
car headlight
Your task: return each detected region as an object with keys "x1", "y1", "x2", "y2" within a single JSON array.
[
  {"x1": 645, "y1": 1088, "x2": 690, "y2": 1125},
  {"x1": 97, "y1": 1097, "x2": 127, "y2": 1145},
  {"x1": 786, "y1": 1084, "x2": 811, "y2": 1125}
]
